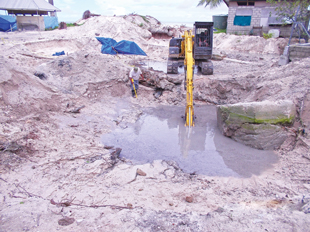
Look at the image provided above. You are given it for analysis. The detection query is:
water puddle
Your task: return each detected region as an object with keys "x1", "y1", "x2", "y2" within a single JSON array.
[
  {"x1": 140, "y1": 60, "x2": 198, "y2": 74},
  {"x1": 101, "y1": 105, "x2": 278, "y2": 177},
  {"x1": 141, "y1": 60, "x2": 168, "y2": 73}
]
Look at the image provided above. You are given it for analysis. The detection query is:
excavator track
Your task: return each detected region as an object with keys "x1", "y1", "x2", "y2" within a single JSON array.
[
  {"x1": 167, "y1": 59, "x2": 179, "y2": 74},
  {"x1": 201, "y1": 61, "x2": 213, "y2": 75}
]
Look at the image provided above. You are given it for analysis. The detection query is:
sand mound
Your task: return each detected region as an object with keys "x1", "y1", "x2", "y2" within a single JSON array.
[
  {"x1": 214, "y1": 33, "x2": 288, "y2": 55},
  {"x1": 67, "y1": 16, "x2": 152, "y2": 42}
]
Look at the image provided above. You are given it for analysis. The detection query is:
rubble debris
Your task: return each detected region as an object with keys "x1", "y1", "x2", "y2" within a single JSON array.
[
  {"x1": 59, "y1": 22, "x2": 67, "y2": 30},
  {"x1": 301, "y1": 203, "x2": 310, "y2": 214},
  {"x1": 87, "y1": 154, "x2": 103, "y2": 163},
  {"x1": 34, "y1": 72, "x2": 47, "y2": 80},
  {"x1": 104, "y1": 145, "x2": 114, "y2": 149},
  {"x1": 153, "y1": 89, "x2": 163, "y2": 99},
  {"x1": 69, "y1": 105, "x2": 85, "y2": 113},
  {"x1": 136, "y1": 168, "x2": 146, "y2": 176},
  {"x1": 82, "y1": 10, "x2": 100, "y2": 20},
  {"x1": 1, "y1": 141, "x2": 22, "y2": 153},
  {"x1": 50, "y1": 199, "x2": 73, "y2": 207},
  {"x1": 110, "y1": 148, "x2": 122, "y2": 161},
  {"x1": 185, "y1": 196, "x2": 193, "y2": 203}
]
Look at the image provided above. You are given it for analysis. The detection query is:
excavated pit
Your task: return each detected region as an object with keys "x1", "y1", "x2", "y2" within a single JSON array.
[
  {"x1": 23, "y1": 39, "x2": 84, "y2": 56},
  {"x1": 101, "y1": 105, "x2": 278, "y2": 177}
]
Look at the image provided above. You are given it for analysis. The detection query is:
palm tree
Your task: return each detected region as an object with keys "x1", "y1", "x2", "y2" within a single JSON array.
[{"x1": 197, "y1": 0, "x2": 229, "y2": 8}]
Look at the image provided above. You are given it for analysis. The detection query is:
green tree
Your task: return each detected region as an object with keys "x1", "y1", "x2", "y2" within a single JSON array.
[
  {"x1": 267, "y1": 0, "x2": 310, "y2": 24},
  {"x1": 197, "y1": 0, "x2": 229, "y2": 8}
]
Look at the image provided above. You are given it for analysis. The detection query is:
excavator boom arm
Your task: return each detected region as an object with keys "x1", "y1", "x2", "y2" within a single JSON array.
[{"x1": 183, "y1": 30, "x2": 195, "y2": 127}]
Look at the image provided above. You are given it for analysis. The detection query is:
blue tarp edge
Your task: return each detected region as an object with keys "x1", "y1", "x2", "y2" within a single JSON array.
[
  {"x1": 0, "y1": 15, "x2": 17, "y2": 32},
  {"x1": 44, "y1": 16, "x2": 59, "y2": 29}
]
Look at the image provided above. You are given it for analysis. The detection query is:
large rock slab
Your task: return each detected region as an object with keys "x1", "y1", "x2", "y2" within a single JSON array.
[
  {"x1": 217, "y1": 100, "x2": 295, "y2": 150},
  {"x1": 141, "y1": 68, "x2": 182, "y2": 91}
]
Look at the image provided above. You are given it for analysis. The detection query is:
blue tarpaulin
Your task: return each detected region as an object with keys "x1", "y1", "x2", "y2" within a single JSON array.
[
  {"x1": 52, "y1": 51, "x2": 65, "y2": 56},
  {"x1": 44, "y1": 16, "x2": 59, "y2": 30},
  {"x1": 96, "y1": 37, "x2": 147, "y2": 56},
  {"x1": 0, "y1": 15, "x2": 17, "y2": 32}
]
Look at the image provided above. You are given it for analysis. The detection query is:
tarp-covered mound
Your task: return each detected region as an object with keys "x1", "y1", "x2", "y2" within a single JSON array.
[{"x1": 96, "y1": 37, "x2": 147, "y2": 56}]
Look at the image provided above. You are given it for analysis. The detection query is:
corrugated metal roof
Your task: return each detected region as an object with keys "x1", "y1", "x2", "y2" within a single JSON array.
[{"x1": 0, "y1": 0, "x2": 60, "y2": 12}]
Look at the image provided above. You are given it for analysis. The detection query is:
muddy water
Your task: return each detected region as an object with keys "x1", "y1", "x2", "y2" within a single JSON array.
[
  {"x1": 101, "y1": 105, "x2": 278, "y2": 177},
  {"x1": 141, "y1": 60, "x2": 198, "y2": 74}
]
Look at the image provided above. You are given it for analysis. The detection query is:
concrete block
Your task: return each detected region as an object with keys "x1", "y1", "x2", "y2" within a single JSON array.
[
  {"x1": 217, "y1": 100, "x2": 295, "y2": 150},
  {"x1": 278, "y1": 54, "x2": 289, "y2": 66},
  {"x1": 268, "y1": 29, "x2": 280, "y2": 38}
]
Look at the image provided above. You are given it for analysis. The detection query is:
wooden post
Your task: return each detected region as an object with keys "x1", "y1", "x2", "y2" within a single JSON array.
[{"x1": 48, "y1": 0, "x2": 56, "y2": 17}]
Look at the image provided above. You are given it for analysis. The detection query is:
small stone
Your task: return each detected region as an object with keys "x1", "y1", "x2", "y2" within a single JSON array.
[
  {"x1": 127, "y1": 203, "x2": 133, "y2": 209},
  {"x1": 169, "y1": 203, "x2": 174, "y2": 206},
  {"x1": 34, "y1": 72, "x2": 47, "y2": 80},
  {"x1": 185, "y1": 196, "x2": 193, "y2": 203},
  {"x1": 58, "y1": 217, "x2": 75, "y2": 226},
  {"x1": 246, "y1": 74, "x2": 255, "y2": 78},
  {"x1": 136, "y1": 168, "x2": 146, "y2": 176},
  {"x1": 138, "y1": 188, "x2": 143, "y2": 191},
  {"x1": 214, "y1": 207, "x2": 224, "y2": 213}
]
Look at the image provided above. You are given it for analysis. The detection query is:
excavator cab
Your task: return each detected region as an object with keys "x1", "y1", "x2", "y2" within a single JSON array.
[
  {"x1": 167, "y1": 21, "x2": 214, "y2": 75},
  {"x1": 193, "y1": 22, "x2": 213, "y2": 60}
]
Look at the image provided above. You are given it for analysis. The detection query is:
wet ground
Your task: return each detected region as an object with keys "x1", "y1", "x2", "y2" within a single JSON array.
[
  {"x1": 101, "y1": 105, "x2": 278, "y2": 177},
  {"x1": 141, "y1": 60, "x2": 198, "y2": 74}
]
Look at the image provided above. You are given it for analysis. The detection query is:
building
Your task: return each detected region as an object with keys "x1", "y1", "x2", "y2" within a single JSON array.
[
  {"x1": 0, "y1": 0, "x2": 61, "y2": 31},
  {"x1": 226, "y1": 0, "x2": 295, "y2": 37}
]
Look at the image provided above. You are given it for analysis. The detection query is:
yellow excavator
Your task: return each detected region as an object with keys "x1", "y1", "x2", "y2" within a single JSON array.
[
  {"x1": 183, "y1": 30, "x2": 195, "y2": 127},
  {"x1": 167, "y1": 22, "x2": 214, "y2": 127}
]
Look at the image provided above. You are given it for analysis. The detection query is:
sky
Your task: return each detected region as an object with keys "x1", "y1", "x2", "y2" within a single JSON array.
[{"x1": 52, "y1": 0, "x2": 228, "y2": 24}]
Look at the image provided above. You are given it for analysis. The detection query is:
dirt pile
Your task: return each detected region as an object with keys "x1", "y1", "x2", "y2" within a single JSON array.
[
  {"x1": 214, "y1": 33, "x2": 288, "y2": 55},
  {"x1": 73, "y1": 16, "x2": 152, "y2": 41},
  {"x1": 0, "y1": 15, "x2": 310, "y2": 231}
]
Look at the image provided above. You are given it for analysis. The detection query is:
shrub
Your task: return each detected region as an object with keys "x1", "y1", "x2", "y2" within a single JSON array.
[
  {"x1": 214, "y1": 28, "x2": 226, "y2": 34},
  {"x1": 139, "y1": 15, "x2": 149, "y2": 23},
  {"x1": 263, "y1": 32, "x2": 273, "y2": 39}
]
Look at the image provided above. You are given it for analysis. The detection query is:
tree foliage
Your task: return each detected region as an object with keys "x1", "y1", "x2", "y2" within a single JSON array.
[
  {"x1": 197, "y1": 0, "x2": 229, "y2": 8},
  {"x1": 267, "y1": 0, "x2": 310, "y2": 23}
]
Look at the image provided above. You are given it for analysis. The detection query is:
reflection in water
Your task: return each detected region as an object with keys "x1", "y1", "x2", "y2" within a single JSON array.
[
  {"x1": 101, "y1": 105, "x2": 278, "y2": 177},
  {"x1": 141, "y1": 60, "x2": 198, "y2": 74}
]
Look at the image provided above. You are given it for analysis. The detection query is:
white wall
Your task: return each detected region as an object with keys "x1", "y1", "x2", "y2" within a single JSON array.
[{"x1": 16, "y1": 16, "x2": 45, "y2": 31}]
